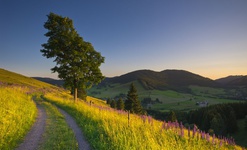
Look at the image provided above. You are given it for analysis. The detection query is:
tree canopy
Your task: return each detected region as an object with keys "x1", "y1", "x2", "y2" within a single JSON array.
[{"x1": 40, "y1": 13, "x2": 104, "y2": 101}]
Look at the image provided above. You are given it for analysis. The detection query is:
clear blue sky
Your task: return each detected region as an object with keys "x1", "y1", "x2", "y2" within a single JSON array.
[{"x1": 1, "y1": 0, "x2": 247, "y2": 79}]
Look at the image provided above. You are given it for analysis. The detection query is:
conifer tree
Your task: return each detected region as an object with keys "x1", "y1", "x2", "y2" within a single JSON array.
[
  {"x1": 167, "y1": 110, "x2": 177, "y2": 122},
  {"x1": 110, "y1": 100, "x2": 116, "y2": 108},
  {"x1": 125, "y1": 83, "x2": 143, "y2": 114},
  {"x1": 107, "y1": 98, "x2": 112, "y2": 105},
  {"x1": 117, "y1": 98, "x2": 124, "y2": 110}
]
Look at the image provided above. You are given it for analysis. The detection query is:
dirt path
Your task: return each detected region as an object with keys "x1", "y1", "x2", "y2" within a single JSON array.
[
  {"x1": 16, "y1": 102, "x2": 90, "y2": 150},
  {"x1": 16, "y1": 104, "x2": 47, "y2": 150},
  {"x1": 58, "y1": 108, "x2": 91, "y2": 150}
]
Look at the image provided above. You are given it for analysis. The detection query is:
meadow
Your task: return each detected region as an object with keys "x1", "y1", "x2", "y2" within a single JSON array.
[
  {"x1": 0, "y1": 86, "x2": 37, "y2": 149},
  {"x1": 43, "y1": 91, "x2": 243, "y2": 150},
  {"x1": 0, "y1": 68, "x2": 245, "y2": 149},
  {"x1": 88, "y1": 82, "x2": 241, "y2": 112}
]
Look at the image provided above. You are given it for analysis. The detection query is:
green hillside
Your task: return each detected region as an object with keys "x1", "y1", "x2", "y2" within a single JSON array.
[
  {"x1": 100, "y1": 69, "x2": 219, "y2": 91},
  {"x1": 88, "y1": 69, "x2": 245, "y2": 112},
  {"x1": 0, "y1": 68, "x2": 55, "y2": 89}
]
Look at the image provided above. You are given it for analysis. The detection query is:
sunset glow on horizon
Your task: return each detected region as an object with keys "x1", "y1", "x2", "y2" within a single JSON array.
[{"x1": 1, "y1": 0, "x2": 246, "y2": 80}]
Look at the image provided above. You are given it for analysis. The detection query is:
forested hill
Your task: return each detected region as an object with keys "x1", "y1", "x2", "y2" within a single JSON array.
[
  {"x1": 100, "y1": 69, "x2": 219, "y2": 90},
  {"x1": 215, "y1": 75, "x2": 247, "y2": 86}
]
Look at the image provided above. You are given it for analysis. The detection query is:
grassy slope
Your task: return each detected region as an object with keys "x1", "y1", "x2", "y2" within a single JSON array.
[
  {"x1": 44, "y1": 92, "x2": 243, "y2": 150},
  {"x1": 1, "y1": 69, "x2": 245, "y2": 149},
  {"x1": 0, "y1": 68, "x2": 78, "y2": 149},
  {"x1": 0, "y1": 87, "x2": 37, "y2": 149},
  {"x1": 0, "y1": 68, "x2": 54, "y2": 89}
]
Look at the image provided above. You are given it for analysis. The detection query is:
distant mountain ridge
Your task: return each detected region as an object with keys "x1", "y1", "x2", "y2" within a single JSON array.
[
  {"x1": 101, "y1": 69, "x2": 219, "y2": 91},
  {"x1": 32, "y1": 77, "x2": 64, "y2": 87},
  {"x1": 215, "y1": 75, "x2": 247, "y2": 86},
  {"x1": 32, "y1": 70, "x2": 247, "y2": 89}
]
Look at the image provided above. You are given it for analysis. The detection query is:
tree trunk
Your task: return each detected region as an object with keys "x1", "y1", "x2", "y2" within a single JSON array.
[
  {"x1": 73, "y1": 78, "x2": 78, "y2": 102},
  {"x1": 74, "y1": 87, "x2": 77, "y2": 102}
]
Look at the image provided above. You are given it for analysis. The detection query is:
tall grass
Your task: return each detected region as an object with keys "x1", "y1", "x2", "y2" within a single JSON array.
[
  {"x1": 0, "y1": 87, "x2": 37, "y2": 150},
  {"x1": 43, "y1": 92, "x2": 243, "y2": 150}
]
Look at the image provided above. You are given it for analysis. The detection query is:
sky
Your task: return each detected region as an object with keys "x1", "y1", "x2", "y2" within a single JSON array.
[{"x1": 0, "y1": 0, "x2": 247, "y2": 80}]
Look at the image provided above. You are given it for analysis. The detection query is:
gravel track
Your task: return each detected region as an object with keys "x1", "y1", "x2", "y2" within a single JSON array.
[
  {"x1": 58, "y1": 108, "x2": 91, "y2": 150},
  {"x1": 15, "y1": 102, "x2": 90, "y2": 150},
  {"x1": 16, "y1": 104, "x2": 47, "y2": 150}
]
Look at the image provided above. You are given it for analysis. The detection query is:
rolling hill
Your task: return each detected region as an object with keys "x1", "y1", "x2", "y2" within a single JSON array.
[
  {"x1": 216, "y1": 75, "x2": 247, "y2": 86},
  {"x1": 99, "y1": 69, "x2": 219, "y2": 91}
]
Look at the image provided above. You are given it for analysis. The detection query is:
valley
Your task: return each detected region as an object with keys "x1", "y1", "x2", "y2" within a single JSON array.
[{"x1": 87, "y1": 69, "x2": 247, "y2": 112}]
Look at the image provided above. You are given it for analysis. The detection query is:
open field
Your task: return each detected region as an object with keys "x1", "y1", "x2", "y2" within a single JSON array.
[{"x1": 88, "y1": 82, "x2": 243, "y2": 112}]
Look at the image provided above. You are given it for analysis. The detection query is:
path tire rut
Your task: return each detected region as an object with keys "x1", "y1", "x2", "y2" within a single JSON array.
[
  {"x1": 16, "y1": 104, "x2": 47, "y2": 150},
  {"x1": 58, "y1": 108, "x2": 91, "y2": 150}
]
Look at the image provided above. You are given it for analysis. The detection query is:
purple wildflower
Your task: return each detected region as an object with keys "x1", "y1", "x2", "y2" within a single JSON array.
[
  {"x1": 167, "y1": 121, "x2": 171, "y2": 130},
  {"x1": 206, "y1": 133, "x2": 210, "y2": 142},
  {"x1": 212, "y1": 134, "x2": 215, "y2": 144},
  {"x1": 219, "y1": 140, "x2": 223, "y2": 148},
  {"x1": 193, "y1": 124, "x2": 197, "y2": 138},
  {"x1": 201, "y1": 131, "x2": 205, "y2": 139},
  {"x1": 148, "y1": 116, "x2": 153, "y2": 125}
]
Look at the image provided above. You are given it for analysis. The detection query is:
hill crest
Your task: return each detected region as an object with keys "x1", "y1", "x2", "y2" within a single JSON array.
[{"x1": 101, "y1": 69, "x2": 219, "y2": 91}]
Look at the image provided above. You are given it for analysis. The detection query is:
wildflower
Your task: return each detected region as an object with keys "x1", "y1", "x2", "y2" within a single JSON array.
[
  {"x1": 166, "y1": 121, "x2": 171, "y2": 130},
  {"x1": 192, "y1": 124, "x2": 197, "y2": 138},
  {"x1": 212, "y1": 134, "x2": 215, "y2": 144},
  {"x1": 162, "y1": 120, "x2": 166, "y2": 130},
  {"x1": 201, "y1": 131, "x2": 205, "y2": 139},
  {"x1": 140, "y1": 115, "x2": 146, "y2": 123},
  {"x1": 148, "y1": 116, "x2": 153, "y2": 125},
  {"x1": 206, "y1": 133, "x2": 210, "y2": 142},
  {"x1": 219, "y1": 140, "x2": 223, "y2": 148}
]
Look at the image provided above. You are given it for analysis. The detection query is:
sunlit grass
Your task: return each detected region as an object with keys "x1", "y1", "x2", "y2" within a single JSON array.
[
  {"x1": 43, "y1": 91, "x2": 243, "y2": 150},
  {"x1": 0, "y1": 87, "x2": 37, "y2": 150},
  {"x1": 0, "y1": 68, "x2": 54, "y2": 89}
]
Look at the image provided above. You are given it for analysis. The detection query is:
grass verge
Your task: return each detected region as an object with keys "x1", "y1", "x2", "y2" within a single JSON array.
[
  {"x1": 37, "y1": 99, "x2": 78, "y2": 150},
  {"x1": 43, "y1": 92, "x2": 243, "y2": 150},
  {"x1": 0, "y1": 87, "x2": 37, "y2": 150}
]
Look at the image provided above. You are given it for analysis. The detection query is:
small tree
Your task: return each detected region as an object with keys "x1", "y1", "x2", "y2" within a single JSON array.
[
  {"x1": 107, "y1": 98, "x2": 112, "y2": 105},
  {"x1": 125, "y1": 83, "x2": 143, "y2": 114},
  {"x1": 40, "y1": 13, "x2": 104, "y2": 102},
  {"x1": 110, "y1": 100, "x2": 116, "y2": 109},
  {"x1": 117, "y1": 98, "x2": 124, "y2": 110},
  {"x1": 167, "y1": 111, "x2": 177, "y2": 122}
]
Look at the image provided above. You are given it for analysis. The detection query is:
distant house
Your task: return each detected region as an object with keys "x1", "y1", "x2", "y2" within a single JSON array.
[{"x1": 196, "y1": 101, "x2": 208, "y2": 107}]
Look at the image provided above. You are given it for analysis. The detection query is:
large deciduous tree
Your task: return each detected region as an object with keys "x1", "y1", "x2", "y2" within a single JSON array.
[{"x1": 40, "y1": 13, "x2": 104, "y2": 102}]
